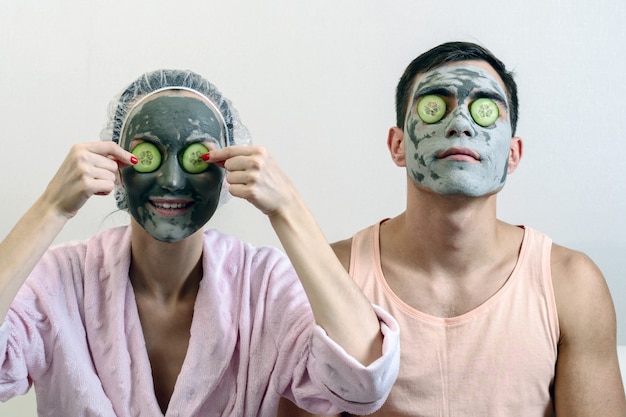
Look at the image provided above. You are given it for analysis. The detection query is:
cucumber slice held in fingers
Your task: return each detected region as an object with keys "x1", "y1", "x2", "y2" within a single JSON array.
[
  {"x1": 181, "y1": 143, "x2": 211, "y2": 174},
  {"x1": 131, "y1": 142, "x2": 162, "y2": 173}
]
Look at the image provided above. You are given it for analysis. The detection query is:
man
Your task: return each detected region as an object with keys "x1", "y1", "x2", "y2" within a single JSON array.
[{"x1": 278, "y1": 42, "x2": 626, "y2": 416}]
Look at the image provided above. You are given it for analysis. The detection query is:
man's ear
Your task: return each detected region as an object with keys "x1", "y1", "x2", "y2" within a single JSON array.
[
  {"x1": 507, "y1": 136, "x2": 523, "y2": 174},
  {"x1": 387, "y1": 126, "x2": 406, "y2": 167}
]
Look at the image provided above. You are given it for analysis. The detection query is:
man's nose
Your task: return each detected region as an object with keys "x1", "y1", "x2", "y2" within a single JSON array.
[
  {"x1": 158, "y1": 156, "x2": 186, "y2": 192},
  {"x1": 445, "y1": 108, "x2": 476, "y2": 138}
]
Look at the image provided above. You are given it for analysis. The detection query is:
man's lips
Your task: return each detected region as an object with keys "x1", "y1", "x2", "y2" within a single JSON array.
[{"x1": 436, "y1": 147, "x2": 481, "y2": 161}]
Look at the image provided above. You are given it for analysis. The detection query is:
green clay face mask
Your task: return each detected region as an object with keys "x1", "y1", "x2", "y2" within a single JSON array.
[
  {"x1": 404, "y1": 64, "x2": 513, "y2": 197},
  {"x1": 120, "y1": 92, "x2": 225, "y2": 242}
]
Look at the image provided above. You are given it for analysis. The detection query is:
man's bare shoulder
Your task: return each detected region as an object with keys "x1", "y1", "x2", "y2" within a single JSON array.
[
  {"x1": 550, "y1": 243, "x2": 606, "y2": 295},
  {"x1": 550, "y1": 242, "x2": 615, "y2": 341},
  {"x1": 331, "y1": 238, "x2": 352, "y2": 271},
  {"x1": 549, "y1": 245, "x2": 626, "y2": 414}
]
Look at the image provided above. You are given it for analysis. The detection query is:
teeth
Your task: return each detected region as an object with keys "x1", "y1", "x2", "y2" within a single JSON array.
[{"x1": 152, "y1": 202, "x2": 190, "y2": 209}]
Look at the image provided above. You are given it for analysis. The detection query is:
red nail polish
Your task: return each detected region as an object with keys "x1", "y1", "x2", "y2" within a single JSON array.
[
  {"x1": 201, "y1": 153, "x2": 210, "y2": 162},
  {"x1": 130, "y1": 155, "x2": 138, "y2": 165}
]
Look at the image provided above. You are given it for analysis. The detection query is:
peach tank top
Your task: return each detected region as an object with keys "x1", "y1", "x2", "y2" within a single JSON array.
[{"x1": 349, "y1": 222, "x2": 559, "y2": 417}]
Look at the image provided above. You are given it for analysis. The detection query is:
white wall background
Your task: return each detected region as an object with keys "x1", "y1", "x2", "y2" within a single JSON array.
[{"x1": 0, "y1": 0, "x2": 624, "y2": 414}]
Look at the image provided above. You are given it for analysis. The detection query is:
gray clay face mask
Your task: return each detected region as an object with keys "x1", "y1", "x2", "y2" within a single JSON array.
[
  {"x1": 120, "y1": 93, "x2": 225, "y2": 242},
  {"x1": 404, "y1": 63, "x2": 513, "y2": 197}
]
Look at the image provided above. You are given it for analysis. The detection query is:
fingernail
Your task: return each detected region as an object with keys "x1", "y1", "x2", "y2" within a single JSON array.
[
  {"x1": 201, "y1": 153, "x2": 210, "y2": 162},
  {"x1": 130, "y1": 155, "x2": 138, "y2": 165}
]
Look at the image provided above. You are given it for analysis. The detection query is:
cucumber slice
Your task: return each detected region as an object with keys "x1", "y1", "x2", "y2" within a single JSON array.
[
  {"x1": 181, "y1": 143, "x2": 210, "y2": 174},
  {"x1": 470, "y1": 98, "x2": 499, "y2": 127},
  {"x1": 131, "y1": 142, "x2": 162, "y2": 173},
  {"x1": 417, "y1": 95, "x2": 446, "y2": 124}
]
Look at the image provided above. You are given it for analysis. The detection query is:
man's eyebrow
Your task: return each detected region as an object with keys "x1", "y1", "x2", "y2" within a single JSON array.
[
  {"x1": 470, "y1": 90, "x2": 508, "y2": 110},
  {"x1": 412, "y1": 86, "x2": 453, "y2": 101}
]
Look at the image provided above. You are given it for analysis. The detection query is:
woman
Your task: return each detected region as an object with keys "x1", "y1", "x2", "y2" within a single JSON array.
[{"x1": 0, "y1": 70, "x2": 399, "y2": 416}]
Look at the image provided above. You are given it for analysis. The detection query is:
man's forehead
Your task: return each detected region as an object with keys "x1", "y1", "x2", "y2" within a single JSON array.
[{"x1": 412, "y1": 61, "x2": 506, "y2": 95}]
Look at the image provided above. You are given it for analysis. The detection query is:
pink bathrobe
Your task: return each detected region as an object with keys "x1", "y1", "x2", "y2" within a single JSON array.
[{"x1": 0, "y1": 226, "x2": 399, "y2": 416}]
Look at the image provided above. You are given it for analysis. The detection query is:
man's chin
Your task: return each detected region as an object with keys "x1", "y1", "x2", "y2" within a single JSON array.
[{"x1": 421, "y1": 179, "x2": 505, "y2": 198}]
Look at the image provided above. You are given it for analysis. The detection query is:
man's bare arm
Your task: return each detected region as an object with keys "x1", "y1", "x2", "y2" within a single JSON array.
[{"x1": 552, "y1": 244, "x2": 626, "y2": 416}]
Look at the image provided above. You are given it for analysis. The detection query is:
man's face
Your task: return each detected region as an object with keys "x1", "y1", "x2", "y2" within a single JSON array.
[
  {"x1": 404, "y1": 61, "x2": 513, "y2": 197},
  {"x1": 120, "y1": 91, "x2": 224, "y2": 242}
]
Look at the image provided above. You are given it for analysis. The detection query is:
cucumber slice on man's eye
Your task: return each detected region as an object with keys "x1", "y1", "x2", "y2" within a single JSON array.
[
  {"x1": 470, "y1": 98, "x2": 499, "y2": 127},
  {"x1": 417, "y1": 95, "x2": 446, "y2": 124},
  {"x1": 181, "y1": 143, "x2": 210, "y2": 174},
  {"x1": 131, "y1": 142, "x2": 162, "y2": 173}
]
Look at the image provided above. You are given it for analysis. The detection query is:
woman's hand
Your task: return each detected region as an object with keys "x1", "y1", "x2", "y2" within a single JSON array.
[
  {"x1": 41, "y1": 142, "x2": 137, "y2": 219},
  {"x1": 207, "y1": 146, "x2": 298, "y2": 216}
]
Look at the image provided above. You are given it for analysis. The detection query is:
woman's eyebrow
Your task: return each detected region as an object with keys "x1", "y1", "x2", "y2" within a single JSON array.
[
  {"x1": 185, "y1": 132, "x2": 222, "y2": 144},
  {"x1": 129, "y1": 134, "x2": 160, "y2": 144}
]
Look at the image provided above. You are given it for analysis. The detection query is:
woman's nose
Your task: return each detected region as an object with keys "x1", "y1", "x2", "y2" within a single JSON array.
[
  {"x1": 158, "y1": 156, "x2": 186, "y2": 192},
  {"x1": 445, "y1": 108, "x2": 476, "y2": 139}
]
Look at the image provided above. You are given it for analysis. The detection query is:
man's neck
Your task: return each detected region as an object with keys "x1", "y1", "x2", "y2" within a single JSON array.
[
  {"x1": 384, "y1": 189, "x2": 505, "y2": 272},
  {"x1": 378, "y1": 190, "x2": 524, "y2": 317}
]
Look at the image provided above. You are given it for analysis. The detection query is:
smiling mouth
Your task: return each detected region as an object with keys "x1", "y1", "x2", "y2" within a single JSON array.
[
  {"x1": 149, "y1": 199, "x2": 194, "y2": 216},
  {"x1": 436, "y1": 147, "x2": 481, "y2": 161}
]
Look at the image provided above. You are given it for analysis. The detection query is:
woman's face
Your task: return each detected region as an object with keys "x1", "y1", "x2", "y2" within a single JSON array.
[{"x1": 119, "y1": 90, "x2": 225, "y2": 242}]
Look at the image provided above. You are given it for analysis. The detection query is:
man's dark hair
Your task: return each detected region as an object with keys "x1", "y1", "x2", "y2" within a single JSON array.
[{"x1": 395, "y1": 41, "x2": 519, "y2": 136}]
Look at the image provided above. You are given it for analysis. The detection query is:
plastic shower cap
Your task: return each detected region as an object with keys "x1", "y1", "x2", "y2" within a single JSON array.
[{"x1": 100, "y1": 68, "x2": 252, "y2": 210}]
